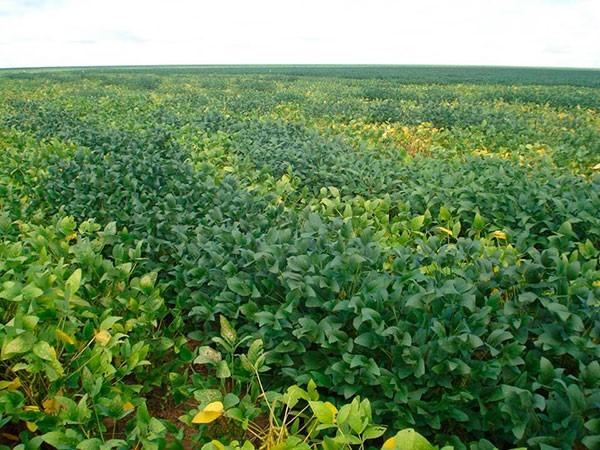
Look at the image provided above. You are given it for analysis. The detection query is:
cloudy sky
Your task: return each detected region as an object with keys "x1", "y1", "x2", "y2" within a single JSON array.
[{"x1": 0, "y1": 0, "x2": 599, "y2": 68}]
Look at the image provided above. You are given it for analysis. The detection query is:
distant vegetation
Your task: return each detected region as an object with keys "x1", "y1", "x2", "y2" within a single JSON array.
[
  {"x1": 0, "y1": 66, "x2": 599, "y2": 449},
  {"x1": 3, "y1": 65, "x2": 600, "y2": 87}
]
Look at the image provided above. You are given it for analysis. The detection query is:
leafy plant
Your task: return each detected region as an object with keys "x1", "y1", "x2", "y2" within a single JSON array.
[{"x1": 1, "y1": 67, "x2": 599, "y2": 449}]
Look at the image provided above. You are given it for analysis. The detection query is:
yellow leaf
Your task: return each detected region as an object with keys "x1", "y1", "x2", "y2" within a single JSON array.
[
  {"x1": 65, "y1": 233, "x2": 77, "y2": 242},
  {"x1": 123, "y1": 401, "x2": 135, "y2": 412},
  {"x1": 43, "y1": 398, "x2": 59, "y2": 414},
  {"x1": 593, "y1": 280, "x2": 600, "y2": 287},
  {"x1": 26, "y1": 421, "x2": 38, "y2": 432},
  {"x1": 382, "y1": 437, "x2": 396, "y2": 449},
  {"x1": 436, "y1": 226, "x2": 453, "y2": 236},
  {"x1": 210, "y1": 441, "x2": 225, "y2": 450},
  {"x1": 0, "y1": 433, "x2": 19, "y2": 442},
  {"x1": 94, "y1": 330, "x2": 111, "y2": 346},
  {"x1": 55, "y1": 329, "x2": 77, "y2": 346},
  {"x1": 324, "y1": 401, "x2": 338, "y2": 416},
  {"x1": 8, "y1": 378, "x2": 21, "y2": 390},
  {"x1": 24, "y1": 405, "x2": 40, "y2": 412},
  {"x1": 192, "y1": 401, "x2": 224, "y2": 424},
  {"x1": 491, "y1": 230, "x2": 507, "y2": 240},
  {"x1": 0, "y1": 377, "x2": 21, "y2": 391},
  {"x1": 592, "y1": 163, "x2": 600, "y2": 171}
]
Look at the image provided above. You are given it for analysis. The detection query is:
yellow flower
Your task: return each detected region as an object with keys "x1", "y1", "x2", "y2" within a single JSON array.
[
  {"x1": 593, "y1": 280, "x2": 600, "y2": 288},
  {"x1": 192, "y1": 401, "x2": 224, "y2": 424}
]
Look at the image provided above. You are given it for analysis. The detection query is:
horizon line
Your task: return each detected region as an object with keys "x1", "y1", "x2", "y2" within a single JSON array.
[{"x1": 1, "y1": 63, "x2": 600, "y2": 72}]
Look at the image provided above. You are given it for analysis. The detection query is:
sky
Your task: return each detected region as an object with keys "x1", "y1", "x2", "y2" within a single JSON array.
[{"x1": 0, "y1": 0, "x2": 599, "y2": 69}]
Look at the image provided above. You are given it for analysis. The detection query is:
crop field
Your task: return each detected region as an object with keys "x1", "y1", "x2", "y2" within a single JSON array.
[{"x1": 0, "y1": 66, "x2": 599, "y2": 450}]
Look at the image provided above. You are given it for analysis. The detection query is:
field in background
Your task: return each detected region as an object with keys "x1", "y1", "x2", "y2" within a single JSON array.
[
  {"x1": 1, "y1": 66, "x2": 599, "y2": 449},
  {"x1": 3, "y1": 65, "x2": 600, "y2": 87}
]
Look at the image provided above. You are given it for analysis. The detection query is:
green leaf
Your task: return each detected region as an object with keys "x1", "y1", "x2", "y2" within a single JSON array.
[
  {"x1": 194, "y1": 346, "x2": 222, "y2": 365},
  {"x1": 348, "y1": 398, "x2": 365, "y2": 434},
  {"x1": 558, "y1": 221, "x2": 574, "y2": 237},
  {"x1": 307, "y1": 379, "x2": 319, "y2": 401},
  {"x1": 473, "y1": 212, "x2": 486, "y2": 230},
  {"x1": 22, "y1": 283, "x2": 43, "y2": 300},
  {"x1": 539, "y1": 357, "x2": 554, "y2": 384},
  {"x1": 216, "y1": 360, "x2": 231, "y2": 379},
  {"x1": 383, "y1": 429, "x2": 434, "y2": 450},
  {"x1": 309, "y1": 401, "x2": 336, "y2": 424},
  {"x1": 585, "y1": 418, "x2": 600, "y2": 433},
  {"x1": 363, "y1": 425, "x2": 386, "y2": 440},
  {"x1": 246, "y1": 339, "x2": 264, "y2": 365},
  {"x1": 32, "y1": 341, "x2": 57, "y2": 361},
  {"x1": 193, "y1": 389, "x2": 222, "y2": 406},
  {"x1": 76, "y1": 438, "x2": 102, "y2": 450},
  {"x1": 410, "y1": 215, "x2": 425, "y2": 231},
  {"x1": 65, "y1": 268, "x2": 82, "y2": 294},
  {"x1": 284, "y1": 385, "x2": 309, "y2": 409},
  {"x1": 99, "y1": 316, "x2": 121, "y2": 330},
  {"x1": 582, "y1": 436, "x2": 600, "y2": 450},
  {"x1": 224, "y1": 407, "x2": 244, "y2": 421},
  {"x1": 41, "y1": 431, "x2": 79, "y2": 449},
  {"x1": 1, "y1": 334, "x2": 35, "y2": 360},
  {"x1": 223, "y1": 393, "x2": 239, "y2": 409},
  {"x1": 219, "y1": 315, "x2": 237, "y2": 345},
  {"x1": 451, "y1": 221, "x2": 461, "y2": 237},
  {"x1": 227, "y1": 276, "x2": 252, "y2": 296},
  {"x1": 337, "y1": 404, "x2": 351, "y2": 426}
]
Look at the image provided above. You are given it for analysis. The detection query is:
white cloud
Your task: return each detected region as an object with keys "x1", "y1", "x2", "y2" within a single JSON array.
[{"x1": 0, "y1": 0, "x2": 598, "y2": 68}]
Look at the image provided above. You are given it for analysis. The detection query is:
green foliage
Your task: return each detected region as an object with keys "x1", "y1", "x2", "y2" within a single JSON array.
[
  {"x1": 0, "y1": 67, "x2": 599, "y2": 449},
  {"x1": 0, "y1": 215, "x2": 173, "y2": 447}
]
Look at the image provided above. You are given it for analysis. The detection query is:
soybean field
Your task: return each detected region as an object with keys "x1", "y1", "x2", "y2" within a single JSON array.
[{"x1": 1, "y1": 66, "x2": 600, "y2": 450}]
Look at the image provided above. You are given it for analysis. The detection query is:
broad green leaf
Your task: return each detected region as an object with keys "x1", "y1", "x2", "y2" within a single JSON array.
[
  {"x1": 1, "y1": 334, "x2": 35, "y2": 360},
  {"x1": 382, "y1": 429, "x2": 434, "y2": 450},
  {"x1": 219, "y1": 315, "x2": 237, "y2": 345},
  {"x1": 227, "y1": 277, "x2": 252, "y2": 297},
  {"x1": 309, "y1": 401, "x2": 337, "y2": 424},
  {"x1": 65, "y1": 269, "x2": 82, "y2": 294},
  {"x1": 33, "y1": 341, "x2": 57, "y2": 361},
  {"x1": 215, "y1": 360, "x2": 231, "y2": 379},
  {"x1": 194, "y1": 346, "x2": 222, "y2": 365},
  {"x1": 22, "y1": 283, "x2": 43, "y2": 300}
]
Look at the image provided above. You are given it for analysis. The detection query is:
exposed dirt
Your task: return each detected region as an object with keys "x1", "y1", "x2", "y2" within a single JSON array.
[{"x1": 146, "y1": 388, "x2": 197, "y2": 449}]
